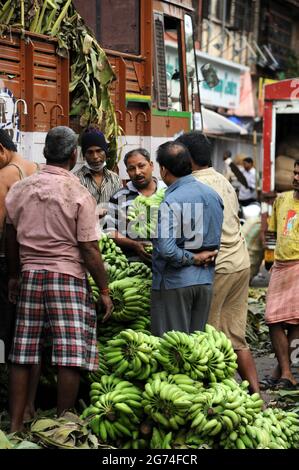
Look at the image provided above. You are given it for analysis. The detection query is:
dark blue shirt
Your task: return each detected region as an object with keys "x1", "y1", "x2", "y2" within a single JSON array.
[{"x1": 152, "y1": 175, "x2": 223, "y2": 289}]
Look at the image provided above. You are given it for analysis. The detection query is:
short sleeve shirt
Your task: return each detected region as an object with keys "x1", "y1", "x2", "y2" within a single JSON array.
[
  {"x1": 268, "y1": 191, "x2": 299, "y2": 261},
  {"x1": 5, "y1": 165, "x2": 97, "y2": 278}
]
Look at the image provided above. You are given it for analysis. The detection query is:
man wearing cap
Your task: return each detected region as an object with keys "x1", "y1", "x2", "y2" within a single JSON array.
[{"x1": 75, "y1": 127, "x2": 121, "y2": 212}]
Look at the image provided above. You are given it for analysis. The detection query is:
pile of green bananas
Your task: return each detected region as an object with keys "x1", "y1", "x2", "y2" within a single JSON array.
[
  {"x1": 127, "y1": 189, "x2": 166, "y2": 238},
  {"x1": 104, "y1": 329, "x2": 160, "y2": 379},
  {"x1": 220, "y1": 408, "x2": 299, "y2": 449},
  {"x1": 109, "y1": 277, "x2": 151, "y2": 322},
  {"x1": 81, "y1": 375, "x2": 143, "y2": 442},
  {"x1": 83, "y1": 324, "x2": 299, "y2": 449},
  {"x1": 142, "y1": 379, "x2": 192, "y2": 430},
  {"x1": 154, "y1": 331, "x2": 210, "y2": 380}
]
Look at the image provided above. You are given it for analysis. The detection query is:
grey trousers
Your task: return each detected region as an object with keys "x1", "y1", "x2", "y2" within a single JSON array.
[{"x1": 150, "y1": 284, "x2": 212, "y2": 337}]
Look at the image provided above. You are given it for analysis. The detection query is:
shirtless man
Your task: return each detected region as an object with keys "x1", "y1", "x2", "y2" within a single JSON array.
[{"x1": 0, "y1": 129, "x2": 39, "y2": 419}]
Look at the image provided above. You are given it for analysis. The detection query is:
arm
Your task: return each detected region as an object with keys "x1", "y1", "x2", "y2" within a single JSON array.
[
  {"x1": 0, "y1": 175, "x2": 8, "y2": 237},
  {"x1": 78, "y1": 240, "x2": 113, "y2": 322},
  {"x1": 156, "y1": 202, "x2": 217, "y2": 267},
  {"x1": 77, "y1": 194, "x2": 113, "y2": 321},
  {"x1": 5, "y1": 223, "x2": 20, "y2": 304},
  {"x1": 104, "y1": 193, "x2": 152, "y2": 262},
  {"x1": 111, "y1": 230, "x2": 152, "y2": 262}
]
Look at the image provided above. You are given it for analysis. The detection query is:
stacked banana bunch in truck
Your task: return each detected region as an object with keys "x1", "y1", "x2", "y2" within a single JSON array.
[{"x1": 85, "y1": 232, "x2": 299, "y2": 449}]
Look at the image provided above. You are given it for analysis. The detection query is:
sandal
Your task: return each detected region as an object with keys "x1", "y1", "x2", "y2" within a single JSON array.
[
  {"x1": 259, "y1": 376, "x2": 278, "y2": 390},
  {"x1": 274, "y1": 378, "x2": 299, "y2": 390}
]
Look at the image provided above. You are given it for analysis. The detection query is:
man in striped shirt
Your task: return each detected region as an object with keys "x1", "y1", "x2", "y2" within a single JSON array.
[
  {"x1": 75, "y1": 128, "x2": 121, "y2": 211},
  {"x1": 105, "y1": 148, "x2": 165, "y2": 262}
]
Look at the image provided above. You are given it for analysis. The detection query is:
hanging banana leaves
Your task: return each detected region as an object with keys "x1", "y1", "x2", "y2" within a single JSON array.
[{"x1": 0, "y1": 0, "x2": 121, "y2": 168}]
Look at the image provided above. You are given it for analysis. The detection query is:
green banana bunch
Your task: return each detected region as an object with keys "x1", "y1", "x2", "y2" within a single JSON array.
[
  {"x1": 127, "y1": 189, "x2": 166, "y2": 239},
  {"x1": 142, "y1": 379, "x2": 192, "y2": 430},
  {"x1": 121, "y1": 262, "x2": 152, "y2": 280},
  {"x1": 108, "y1": 277, "x2": 151, "y2": 322},
  {"x1": 144, "y1": 243, "x2": 153, "y2": 254},
  {"x1": 150, "y1": 428, "x2": 173, "y2": 449},
  {"x1": 149, "y1": 372, "x2": 203, "y2": 396},
  {"x1": 202, "y1": 325, "x2": 238, "y2": 378},
  {"x1": 154, "y1": 331, "x2": 211, "y2": 380},
  {"x1": 188, "y1": 380, "x2": 264, "y2": 439},
  {"x1": 104, "y1": 329, "x2": 160, "y2": 380},
  {"x1": 98, "y1": 234, "x2": 129, "y2": 282},
  {"x1": 82, "y1": 379, "x2": 143, "y2": 442},
  {"x1": 220, "y1": 406, "x2": 299, "y2": 449},
  {"x1": 88, "y1": 275, "x2": 100, "y2": 303}
]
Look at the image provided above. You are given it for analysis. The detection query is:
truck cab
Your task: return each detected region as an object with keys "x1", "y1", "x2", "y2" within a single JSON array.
[{"x1": 262, "y1": 78, "x2": 299, "y2": 267}]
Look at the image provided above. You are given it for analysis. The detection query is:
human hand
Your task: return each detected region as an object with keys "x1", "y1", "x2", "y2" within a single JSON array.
[
  {"x1": 193, "y1": 250, "x2": 218, "y2": 267},
  {"x1": 8, "y1": 277, "x2": 20, "y2": 304},
  {"x1": 98, "y1": 208, "x2": 107, "y2": 219},
  {"x1": 135, "y1": 242, "x2": 152, "y2": 263},
  {"x1": 99, "y1": 294, "x2": 114, "y2": 322}
]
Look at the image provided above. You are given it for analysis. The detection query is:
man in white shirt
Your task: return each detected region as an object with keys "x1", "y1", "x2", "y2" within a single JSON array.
[{"x1": 239, "y1": 157, "x2": 257, "y2": 207}]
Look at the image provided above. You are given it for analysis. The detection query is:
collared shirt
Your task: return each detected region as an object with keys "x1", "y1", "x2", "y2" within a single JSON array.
[
  {"x1": 152, "y1": 174, "x2": 224, "y2": 290},
  {"x1": 74, "y1": 165, "x2": 122, "y2": 204},
  {"x1": 239, "y1": 167, "x2": 257, "y2": 201},
  {"x1": 5, "y1": 165, "x2": 97, "y2": 279},
  {"x1": 193, "y1": 168, "x2": 250, "y2": 274}
]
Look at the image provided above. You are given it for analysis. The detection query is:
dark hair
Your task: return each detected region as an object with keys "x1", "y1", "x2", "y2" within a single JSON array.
[
  {"x1": 243, "y1": 157, "x2": 254, "y2": 164},
  {"x1": 295, "y1": 159, "x2": 299, "y2": 167},
  {"x1": 224, "y1": 150, "x2": 231, "y2": 158},
  {"x1": 124, "y1": 148, "x2": 150, "y2": 167},
  {"x1": 0, "y1": 129, "x2": 17, "y2": 152},
  {"x1": 44, "y1": 126, "x2": 77, "y2": 163},
  {"x1": 175, "y1": 131, "x2": 212, "y2": 167},
  {"x1": 156, "y1": 141, "x2": 192, "y2": 177}
]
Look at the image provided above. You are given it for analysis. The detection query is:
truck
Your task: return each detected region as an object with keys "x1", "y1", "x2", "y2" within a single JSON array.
[
  {"x1": 0, "y1": 0, "x2": 200, "y2": 179},
  {"x1": 261, "y1": 78, "x2": 299, "y2": 267}
]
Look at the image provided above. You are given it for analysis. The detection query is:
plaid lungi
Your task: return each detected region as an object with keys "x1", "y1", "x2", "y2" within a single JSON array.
[
  {"x1": 9, "y1": 270, "x2": 98, "y2": 371},
  {"x1": 265, "y1": 260, "x2": 299, "y2": 325}
]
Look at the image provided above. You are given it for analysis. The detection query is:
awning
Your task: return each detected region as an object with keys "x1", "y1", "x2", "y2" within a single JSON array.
[{"x1": 194, "y1": 108, "x2": 248, "y2": 135}]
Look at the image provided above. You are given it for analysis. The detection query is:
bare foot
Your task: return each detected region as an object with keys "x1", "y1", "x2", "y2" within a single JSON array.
[
  {"x1": 10, "y1": 422, "x2": 26, "y2": 433},
  {"x1": 23, "y1": 405, "x2": 36, "y2": 422}
]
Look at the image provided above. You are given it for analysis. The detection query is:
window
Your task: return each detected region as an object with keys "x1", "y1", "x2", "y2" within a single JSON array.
[
  {"x1": 215, "y1": 0, "x2": 232, "y2": 23},
  {"x1": 233, "y1": 0, "x2": 252, "y2": 32},
  {"x1": 154, "y1": 13, "x2": 186, "y2": 112},
  {"x1": 202, "y1": 1, "x2": 210, "y2": 19}
]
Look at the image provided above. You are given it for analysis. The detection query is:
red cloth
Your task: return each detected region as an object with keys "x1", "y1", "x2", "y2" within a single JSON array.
[{"x1": 265, "y1": 260, "x2": 299, "y2": 324}]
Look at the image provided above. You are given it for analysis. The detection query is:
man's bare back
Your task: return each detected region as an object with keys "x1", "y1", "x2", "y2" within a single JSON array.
[{"x1": 0, "y1": 154, "x2": 38, "y2": 234}]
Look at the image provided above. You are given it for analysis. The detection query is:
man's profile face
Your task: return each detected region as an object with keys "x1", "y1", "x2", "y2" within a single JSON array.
[
  {"x1": 293, "y1": 164, "x2": 299, "y2": 191},
  {"x1": 126, "y1": 153, "x2": 153, "y2": 189}
]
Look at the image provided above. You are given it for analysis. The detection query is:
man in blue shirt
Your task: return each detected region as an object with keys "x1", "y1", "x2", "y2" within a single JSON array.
[{"x1": 151, "y1": 141, "x2": 223, "y2": 336}]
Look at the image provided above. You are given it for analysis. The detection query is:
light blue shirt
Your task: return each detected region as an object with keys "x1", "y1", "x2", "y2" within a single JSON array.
[{"x1": 152, "y1": 175, "x2": 223, "y2": 290}]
